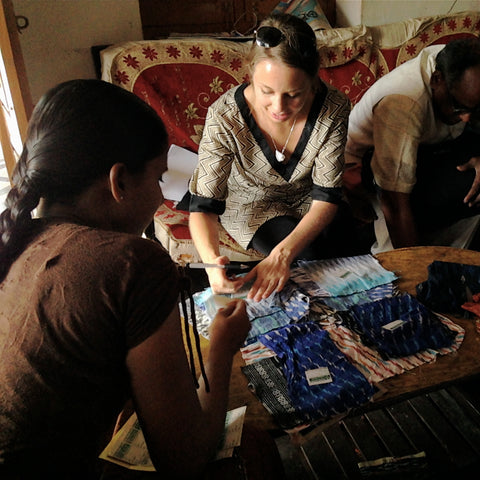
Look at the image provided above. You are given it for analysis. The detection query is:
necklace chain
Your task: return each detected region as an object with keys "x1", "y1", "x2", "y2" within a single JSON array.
[{"x1": 270, "y1": 117, "x2": 297, "y2": 163}]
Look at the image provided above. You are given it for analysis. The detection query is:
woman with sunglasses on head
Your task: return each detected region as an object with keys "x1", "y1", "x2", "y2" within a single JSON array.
[
  {"x1": 0, "y1": 79, "x2": 256, "y2": 479},
  {"x1": 189, "y1": 13, "x2": 357, "y2": 302}
]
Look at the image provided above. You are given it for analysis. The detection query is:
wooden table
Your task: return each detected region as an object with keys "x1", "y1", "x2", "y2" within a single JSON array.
[
  {"x1": 226, "y1": 246, "x2": 480, "y2": 432},
  {"x1": 103, "y1": 246, "x2": 480, "y2": 478}
]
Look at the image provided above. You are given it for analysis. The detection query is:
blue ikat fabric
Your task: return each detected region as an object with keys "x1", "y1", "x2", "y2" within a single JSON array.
[
  {"x1": 348, "y1": 293, "x2": 456, "y2": 358},
  {"x1": 258, "y1": 322, "x2": 376, "y2": 418}
]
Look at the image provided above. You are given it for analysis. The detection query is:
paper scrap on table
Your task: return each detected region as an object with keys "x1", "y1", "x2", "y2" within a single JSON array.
[
  {"x1": 162, "y1": 144, "x2": 198, "y2": 202},
  {"x1": 99, "y1": 405, "x2": 247, "y2": 471},
  {"x1": 215, "y1": 405, "x2": 247, "y2": 459}
]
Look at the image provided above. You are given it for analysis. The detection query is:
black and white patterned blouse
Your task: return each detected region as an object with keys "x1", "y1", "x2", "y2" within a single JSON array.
[{"x1": 189, "y1": 82, "x2": 350, "y2": 249}]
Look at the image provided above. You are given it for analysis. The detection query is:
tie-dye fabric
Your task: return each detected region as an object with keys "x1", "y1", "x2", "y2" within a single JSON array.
[
  {"x1": 241, "y1": 356, "x2": 311, "y2": 430},
  {"x1": 188, "y1": 255, "x2": 465, "y2": 432},
  {"x1": 291, "y1": 254, "x2": 398, "y2": 298},
  {"x1": 192, "y1": 279, "x2": 311, "y2": 344},
  {"x1": 319, "y1": 282, "x2": 396, "y2": 312},
  {"x1": 324, "y1": 312, "x2": 464, "y2": 383}
]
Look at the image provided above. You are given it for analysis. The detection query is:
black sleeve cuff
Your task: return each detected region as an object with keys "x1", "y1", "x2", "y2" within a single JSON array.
[
  {"x1": 189, "y1": 193, "x2": 226, "y2": 215},
  {"x1": 312, "y1": 185, "x2": 343, "y2": 204}
]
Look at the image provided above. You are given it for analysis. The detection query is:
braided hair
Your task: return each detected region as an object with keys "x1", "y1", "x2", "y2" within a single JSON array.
[{"x1": 0, "y1": 79, "x2": 167, "y2": 282}]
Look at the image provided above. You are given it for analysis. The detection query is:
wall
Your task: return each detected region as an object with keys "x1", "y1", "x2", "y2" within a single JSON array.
[
  {"x1": 12, "y1": 0, "x2": 143, "y2": 103},
  {"x1": 336, "y1": 0, "x2": 480, "y2": 27}
]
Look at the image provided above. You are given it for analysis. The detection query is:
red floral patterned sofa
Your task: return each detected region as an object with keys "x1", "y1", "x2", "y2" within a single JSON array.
[{"x1": 101, "y1": 10, "x2": 480, "y2": 265}]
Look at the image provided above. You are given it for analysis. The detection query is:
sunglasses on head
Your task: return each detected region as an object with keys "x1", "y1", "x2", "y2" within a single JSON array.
[
  {"x1": 254, "y1": 25, "x2": 316, "y2": 55},
  {"x1": 254, "y1": 26, "x2": 285, "y2": 48}
]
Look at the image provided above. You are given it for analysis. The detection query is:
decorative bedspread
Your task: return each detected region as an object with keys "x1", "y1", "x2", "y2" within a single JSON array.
[{"x1": 102, "y1": 11, "x2": 480, "y2": 152}]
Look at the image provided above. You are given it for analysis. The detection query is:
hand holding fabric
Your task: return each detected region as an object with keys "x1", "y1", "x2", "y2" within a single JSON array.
[
  {"x1": 209, "y1": 299, "x2": 250, "y2": 355},
  {"x1": 206, "y1": 255, "x2": 246, "y2": 294}
]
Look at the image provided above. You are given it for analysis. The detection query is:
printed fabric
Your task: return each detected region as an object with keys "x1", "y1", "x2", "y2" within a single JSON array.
[
  {"x1": 324, "y1": 313, "x2": 464, "y2": 384},
  {"x1": 291, "y1": 254, "x2": 398, "y2": 298},
  {"x1": 191, "y1": 278, "x2": 310, "y2": 343},
  {"x1": 189, "y1": 82, "x2": 349, "y2": 248},
  {"x1": 347, "y1": 293, "x2": 456, "y2": 359},
  {"x1": 258, "y1": 322, "x2": 376, "y2": 420},
  {"x1": 319, "y1": 282, "x2": 396, "y2": 312},
  {"x1": 242, "y1": 356, "x2": 311, "y2": 430}
]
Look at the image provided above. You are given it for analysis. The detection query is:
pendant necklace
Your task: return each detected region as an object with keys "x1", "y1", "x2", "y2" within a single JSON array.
[{"x1": 270, "y1": 116, "x2": 297, "y2": 163}]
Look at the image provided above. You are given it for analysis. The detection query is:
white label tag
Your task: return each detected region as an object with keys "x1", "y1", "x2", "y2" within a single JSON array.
[
  {"x1": 306, "y1": 367, "x2": 333, "y2": 386},
  {"x1": 382, "y1": 319, "x2": 405, "y2": 331}
]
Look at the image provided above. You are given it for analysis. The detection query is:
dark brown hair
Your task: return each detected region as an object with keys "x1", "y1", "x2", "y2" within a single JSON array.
[{"x1": 0, "y1": 79, "x2": 168, "y2": 282}]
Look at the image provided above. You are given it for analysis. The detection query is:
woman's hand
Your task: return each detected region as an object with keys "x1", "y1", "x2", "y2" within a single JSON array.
[
  {"x1": 457, "y1": 156, "x2": 480, "y2": 206},
  {"x1": 242, "y1": 252, "x2": 291, "y2": 302},
  {"x1": 206, "y1": 255, "x2": 246, "y2": 294},
  {"x1": 209, "y1": 299, "x2": 250, "y2": 354}
]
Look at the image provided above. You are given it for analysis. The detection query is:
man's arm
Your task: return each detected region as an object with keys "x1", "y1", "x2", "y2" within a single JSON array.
[
  {"x1": 379, "y1": 189, "x2": 418, "y2": 248},
  {"x1": 369, "y1": 95, "x2": 424, "y2": 248}
]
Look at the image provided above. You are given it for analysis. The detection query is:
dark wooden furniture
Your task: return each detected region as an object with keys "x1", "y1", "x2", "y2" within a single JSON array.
[{"x1": 138, "y1": 0, "x2": 336, "y2": 38}]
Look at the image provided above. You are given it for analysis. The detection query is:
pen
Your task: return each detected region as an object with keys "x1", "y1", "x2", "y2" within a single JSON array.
[{"x1": 188, "y1": 263, "x2": 251, "y2": 272}]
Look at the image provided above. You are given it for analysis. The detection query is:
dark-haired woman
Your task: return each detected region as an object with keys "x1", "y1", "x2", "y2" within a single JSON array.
[
  {"x1": 0, "y1": 79, "x2": 251, "y2": 478},
  {"x1": 189, "y1": 14, "x2": 355, "y2": 302}
]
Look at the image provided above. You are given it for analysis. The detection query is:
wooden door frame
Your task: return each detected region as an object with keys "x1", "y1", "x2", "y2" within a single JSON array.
[{"x1": 0, "y1": 0, "x2": 33, "y2": 183}]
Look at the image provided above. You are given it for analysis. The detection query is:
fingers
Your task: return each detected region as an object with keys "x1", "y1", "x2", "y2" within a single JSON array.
[
  {"x1": 457, "y1": 161, "x2": 472, "y2": 172},
  {"x1": 247, "y1": 272, "x2": 289, "y2": 302},
  {"x1": 211, "y1": 299, "x2": 250, "y2": 350},
  {"x1": 247, "y1": 280, "x2": 275, "y2": 302},
  {"x1": 216, "y1": 255, "x2": 231, "y2": 266},
  {"x1": 243, "y1": 259, "x2": 290, "y2": 302},
  {"x1": 457, "y1": 159, "x2": 480, "y2": 206},
  {"x1": 467, "y1": 195, "x2": 480, "y2": 207},
  {"x1": 241, "y1": 268, "x2": 257, "y2": 285},
  {"x1": 208, "y1": 267, "x2": 245, "y2": 294},
  {"x1": 463, "y1": 179, "x2": 480, "y2": 206},
  {"x1": 220, "y1": 298, "x2": 247, "y2": 317},
  {"x1": 217, "y1": 302, "x2": 235, "y2": 316}
]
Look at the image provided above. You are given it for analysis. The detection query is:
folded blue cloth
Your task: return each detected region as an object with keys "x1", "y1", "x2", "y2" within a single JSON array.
[
  {"x1": 348, "y1": 293, "x2": 456, "y2": 358},
  {"x1": 259, "y1": 322, "x2": 376, "y2": 419}
]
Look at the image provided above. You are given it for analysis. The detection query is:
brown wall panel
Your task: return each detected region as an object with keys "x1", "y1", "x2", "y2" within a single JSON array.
[{"x1": 139, "y1": 0, "x2": 335, "y2": 38}]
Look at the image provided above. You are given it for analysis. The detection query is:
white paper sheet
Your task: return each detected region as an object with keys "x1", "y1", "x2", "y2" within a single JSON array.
[{"x1": 161, "y1": 144, "x2": 198, "y2": 202}]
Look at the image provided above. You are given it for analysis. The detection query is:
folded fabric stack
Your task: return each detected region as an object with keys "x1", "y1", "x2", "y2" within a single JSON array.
[{"x1": 192, "y1": 254, "x2": 464, "y2": 431}]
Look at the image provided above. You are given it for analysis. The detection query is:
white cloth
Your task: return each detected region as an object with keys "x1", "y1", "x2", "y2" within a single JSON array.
[{"x1": 346, "y1": 44, "x2": 464, "y2": 174}]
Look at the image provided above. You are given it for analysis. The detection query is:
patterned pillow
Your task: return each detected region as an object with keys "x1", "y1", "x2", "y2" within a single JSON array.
[{"x1": 153, "y1": 200, "x2": 264, "y2": 265}]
